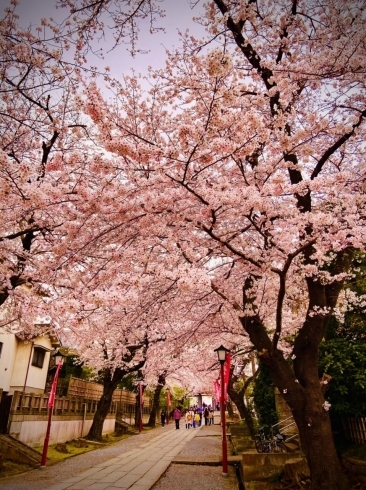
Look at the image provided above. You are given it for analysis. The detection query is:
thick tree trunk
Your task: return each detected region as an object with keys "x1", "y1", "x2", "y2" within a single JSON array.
[
  {"x1": 88, "y1": 355, "x2": 146, "y2": 440},
  {"x1": 147, "y1": 372, "x2": 166, "y2": 427},
  {"x1": 135, "y1": 390, "x2": 141, "y2": 429},
  {"x1": 87, "y1": 370, "x2": 119, "y2": 441},
  {"x1": 228, "y1": 365, "x2": 257, "y2": 439},
  {"x1": 292, "y1": 387, "x2": 345, "y2": 490},
  {"x1": 238, "y1": 250, "x2": 354, "y2": 490},
  {"x1": 227, "y1": 400, "x2": 234, "y2": 418},
  {"x1": 240, "y1": 312, "x2": 350, "y2": 490},
  {"x1": 228, "y1": 386, "x2": 255, "y2": 439}
]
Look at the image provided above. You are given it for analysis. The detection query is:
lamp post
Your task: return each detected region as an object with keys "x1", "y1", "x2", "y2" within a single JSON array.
[
  {"x1": 214, "y1": 344, "x2": 230, "y2": 477},
  {"x1": 41, "y1": 350, "x2": 64, "y2": 468},
  {"x1": 166, "y1": 388, "x2": 170, "y2": 424}
]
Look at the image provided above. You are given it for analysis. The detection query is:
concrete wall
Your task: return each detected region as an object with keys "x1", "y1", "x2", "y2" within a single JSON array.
[
  {"x1": 9, "y1": 415, "x2": 115, "y2": 447},
  {"x1": 0, "y1": 331, "x2": 17, "y2": 392}
]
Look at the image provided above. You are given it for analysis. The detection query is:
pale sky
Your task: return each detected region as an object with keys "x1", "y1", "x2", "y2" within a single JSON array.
[{"x1": 7, "y1": 0, "x2": 207, "y2": 80}]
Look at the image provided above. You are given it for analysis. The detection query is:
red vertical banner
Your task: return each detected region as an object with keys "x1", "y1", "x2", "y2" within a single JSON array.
[
  {"x1": 48, "y1": 359, "x2": 63, "y2": 408},
  {"x1": 223, "y1": 353, "x2": 231, "y2": 401},
  {"x1": 41, "y1": 358, "x2": 63, "y2": 467},
  {"x1": 214, "y1": 380, "x2": 221, "y2": 402},
  {"x1": 167, "y1": 390, "x2": 171, "y2": 407}
]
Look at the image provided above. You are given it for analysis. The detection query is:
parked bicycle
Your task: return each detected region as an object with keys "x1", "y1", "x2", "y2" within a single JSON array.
[
  {"x1": 271, "y1": 432, "x2": 287, "y2": 453},
  {"x1": 254, "y1": 427, "x2": 271, "y2": 453},
  {"x1": 254, "y1": 427, "x2": 288, "y2": 453}
]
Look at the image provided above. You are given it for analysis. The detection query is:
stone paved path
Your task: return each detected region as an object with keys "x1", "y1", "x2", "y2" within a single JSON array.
[{"x1": 1, "y1": 419, "x2": 238, "y2": 490}]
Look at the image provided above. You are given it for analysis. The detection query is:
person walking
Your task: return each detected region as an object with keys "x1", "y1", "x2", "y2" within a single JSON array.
[
  {"x1": 185, "y1": 409, "x2": 193, "y2": 429},
  {"x1": 173, "y1": 407, "x2": 181, "y2": 429},
  {"x1": 209, "y1": 408, "x2": 214, "y2": 425},
  {"x1": 160, "y1": 409, "x2": 166, "y2": 428},
  {"x1": 204, "y1": 406, "x2": 209, "y2": 426}
]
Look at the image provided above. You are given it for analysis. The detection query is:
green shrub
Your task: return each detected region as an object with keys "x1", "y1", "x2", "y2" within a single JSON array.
[{"x1": 252, "y1": 360, "x2": 278, "y2": 431}]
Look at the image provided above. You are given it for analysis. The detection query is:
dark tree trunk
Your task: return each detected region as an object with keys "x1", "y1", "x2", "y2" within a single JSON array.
[
  {"x1": 87, "y1": 368, "x2": 121, "y2": 441},
  {"x1": 236, "y1": 248, "x2": 354, "y2": 489},
  {"x1": 227, "y1": 400, "x2": 234, "y2": 418},
  {"x1": 147, "y1": 372, "x2": 166, "y2": 427},
  {"x1": 240, "y1": 295, "x2": 351, "y2": 489},
  {"x1": 87, "y1": 354, "x2": 146, "y2": 441},
  {"x1": 134, "y1": 392, "x2": 140, "y2": 428},
  {"x1": 228, "y1": 365, "x2": 258, "y2": 439}
]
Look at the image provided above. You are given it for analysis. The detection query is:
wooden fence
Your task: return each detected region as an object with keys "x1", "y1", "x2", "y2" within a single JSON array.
[
  {"x1": 343, "y1": 417, "x2": 366, "y2": 444},
  {"x1": 66, "y1": 377, "x2": 150, "y2": 410},
  {"x1": 13, "y1": 390, "x2": 117, "y2": 416}
]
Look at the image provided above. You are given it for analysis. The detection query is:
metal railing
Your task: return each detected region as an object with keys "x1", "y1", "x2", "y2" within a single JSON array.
[{"x1": 271, "y1": 416, "x2": 299, "y2": 444}]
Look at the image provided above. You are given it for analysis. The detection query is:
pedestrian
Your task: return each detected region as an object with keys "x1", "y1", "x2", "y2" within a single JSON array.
[
  {"x1": 204, "y1": 406, "x2": 209, "y2": 426},
  {"x1": 197, "y1": 406, "x2": 203, "y2": 427},
  {"x1": 161, "y1": 409, "x2": 166, "y2": 428},
  {"x1": 194, "y1": 411, "x2": 200, "y2": 428},
  {"x1": 173, "y1": 407, "x2": 181, "y2": 429},
  {"x1": 185, "y1": 409, "x2": 193, "y2": 429},
  {"x1": 209, "y1": 408, "x2": 214, "y2": 425}
]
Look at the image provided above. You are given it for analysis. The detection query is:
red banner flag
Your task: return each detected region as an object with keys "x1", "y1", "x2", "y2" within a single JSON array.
[
  {"x1": 224, "y1": 353, "x2": 231, "y2": 400},
  {"x1": 48, "y1": 360, "x2": 63, "y2": 409},
  {"x1": 214, "y1": 380, "x2": 221, "y2": 402}
]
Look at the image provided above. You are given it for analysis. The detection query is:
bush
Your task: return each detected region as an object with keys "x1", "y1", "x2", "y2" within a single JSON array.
[{"x1": 252, "y1": 360, "x2": 278, "y2": 431}]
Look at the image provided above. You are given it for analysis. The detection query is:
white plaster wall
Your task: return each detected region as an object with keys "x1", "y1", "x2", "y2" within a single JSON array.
[
  {"x1": 0, "y1": 331, "x2": 17, "y2": 392},
  {"x1": 10, "y1": 341, "x2": 32, "y2": 389},
  {"x1": 9, "y1": 418, "x2": 116, "y2": 447},
  {"x1": 11, "y1": 336, "x2": 51, "y2": 393}
]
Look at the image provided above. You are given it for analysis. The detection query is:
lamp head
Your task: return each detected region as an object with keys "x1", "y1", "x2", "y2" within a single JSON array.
[
  {"x1": 214, "y1": 345, "x2": 230, "y2": 363},
  {"x1": 53, "y1": 349, "x2": 64, "y2": 365}
]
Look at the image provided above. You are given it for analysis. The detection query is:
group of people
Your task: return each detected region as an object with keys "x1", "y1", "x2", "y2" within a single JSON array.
[{"x1": 160, "y1": 404, "x2": 215, "y2": 430}]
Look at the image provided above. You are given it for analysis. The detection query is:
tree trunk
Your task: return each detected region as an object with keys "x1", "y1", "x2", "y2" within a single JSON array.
[
  {"x1": 87, "y1": 355, "x2": 146, "y2": 440},
  {"x1": 87, "y1": 369, "x2": 120, "y2": 441},
  {"x1": 147, "y1": 372, "x2": 166, "y2": 427},
  {"x1": 228, "y1": 364, "x2": 257, "y2": 439},
  {"x1": 135, "y1": 390, "x2": 141, "y2": 429},
  {"x1": 240, "y1": 312, "x2": 351, "y2": 490},
  {"x1": 227, "y1": 400, "x2": 234, "y2": 418},
  {"x1": 237, "y1": 250, "x2": 354, "y2": 490},
  {"x1": 228, "y1": 386, "x2": 255, "y2": 439}
]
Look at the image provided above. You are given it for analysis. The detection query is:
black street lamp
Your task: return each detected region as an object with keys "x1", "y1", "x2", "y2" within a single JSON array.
[{"x1": 214, "y1": 344, "x2": 230, "y2": 476}]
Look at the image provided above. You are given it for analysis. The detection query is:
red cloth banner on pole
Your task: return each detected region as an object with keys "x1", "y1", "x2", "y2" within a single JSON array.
[
  {"x1": 167, "y1": 390, "x2": 171, "y2": 407},
  {"x1": 41, "y1": 359, "x2": 63, "y2": 467},
  {"x1": 48, "y1": 359, "x2": 63, "y2": 408},
  {"x1": 214, "y1": 380, "x2": 221, "y2": 402},
  {"x1": 223, "y1": 353, "x2": 231, "y2": 401}
]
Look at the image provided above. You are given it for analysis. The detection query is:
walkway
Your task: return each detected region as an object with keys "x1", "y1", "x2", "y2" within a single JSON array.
[
  {"x1": 48, "y1": 424, "x2": 198, "y2": 490},
  {"x1": 1, "y1": 418, "x2": 238, "y2": 490}
]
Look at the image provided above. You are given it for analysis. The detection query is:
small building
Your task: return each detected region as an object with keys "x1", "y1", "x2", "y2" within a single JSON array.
[
  {"x1": 188, "y1": 393, "x2": 213, "y2": 408},
  {"x1": 0, "y1": 328, "x2": 60, "y2": 395}
]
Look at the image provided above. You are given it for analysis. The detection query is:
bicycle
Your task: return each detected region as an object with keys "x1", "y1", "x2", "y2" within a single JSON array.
[
  {"x1": 254, "y1": 427, "x2": 271, "y2": 453},
  {"x1": 255, "y1": 427, "x2": 288, "y2": 453},
  {"x1": 270, "y1": 432, "x2": 288, "y2": 453}
]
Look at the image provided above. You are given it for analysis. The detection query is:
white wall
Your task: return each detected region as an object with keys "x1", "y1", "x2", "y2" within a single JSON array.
[
  {"x1": 0, "y1": 331, "x2": 17, "y2": 392},
  {"x1": 11, "y1": 336, "x2": 52, "y2": 394},
  {"x1": 9, "y1": 417, "x2": 115, "y2": 446}
]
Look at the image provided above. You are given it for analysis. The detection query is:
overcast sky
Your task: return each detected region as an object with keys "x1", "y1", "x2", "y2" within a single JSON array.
[{"x1": 8, "y1": 0, "x2": 207, "y2": 80}]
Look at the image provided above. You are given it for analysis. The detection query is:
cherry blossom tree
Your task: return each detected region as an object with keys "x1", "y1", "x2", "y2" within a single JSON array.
[
  {"x1": 0, "y1": 1, "x2": 102, "y2": 315},
  {"x1": 80, "y1": 1, "x2": 365, "y2": 487},
  {"x1": 2, "y1": 1, "x2": 365, "y2": 486}
]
